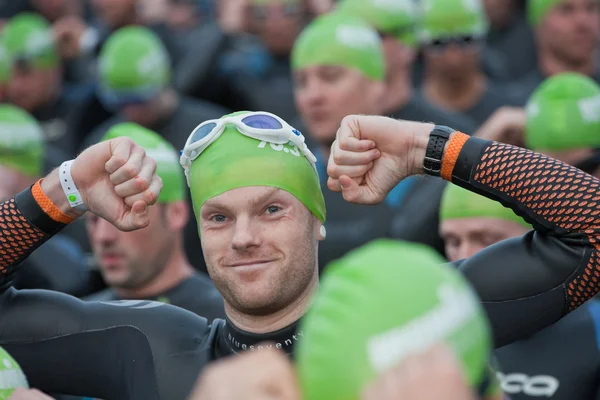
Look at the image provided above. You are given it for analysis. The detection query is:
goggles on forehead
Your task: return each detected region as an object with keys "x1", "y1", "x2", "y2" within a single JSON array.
[
  {"x1": 179, "y1": 111, "x2": 318, "y2": 185},
  {"x1": 424, "y1": 34, "x2": 484, "y2": 52}
]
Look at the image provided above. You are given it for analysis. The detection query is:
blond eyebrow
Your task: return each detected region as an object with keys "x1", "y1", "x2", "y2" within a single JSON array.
[{"x1": 203, "y1": 187, "x2": 282, "y2": 211}]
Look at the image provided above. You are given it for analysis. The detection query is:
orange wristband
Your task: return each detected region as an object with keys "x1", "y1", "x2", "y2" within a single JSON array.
[
  {"x1": 31, "y1": 179, "x2": 75, "y2": 224},
  {"x1": 440, "y1": 132, "x2": 469, "y2": 181}
]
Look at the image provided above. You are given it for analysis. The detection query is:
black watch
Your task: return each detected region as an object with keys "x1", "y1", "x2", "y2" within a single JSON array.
[{"x1": 423, "y1": 125, "x2": 455, "y2": 176}]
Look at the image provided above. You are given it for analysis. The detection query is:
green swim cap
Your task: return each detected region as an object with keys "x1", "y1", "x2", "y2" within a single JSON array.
[
  {"x1": 336, "y1": 0, "x2": 419, "y2": 47},
  {"x1": 98, "y1": 26, "x2": 171, "y2": 102},
  {"x1": 292, "y1": 12, "x2": 385, "y2": 81},
  {"x1": 0, "y1": 44, "x2": 12, "y2": 83},
  {"x1": 527, "y1": 0, "x2": 563, "y2": 26},
  {"x1": 525, "y1": 73, "x2": 600, "y2": 151},
  {"x1": 2, "y1": 13, "x2": 58, "y2": 69},
  {"x1": 297, "y1": 239, "x2": 491, "y2": 400},
  {"x1": 188, "y1": 111, "x2": 325, "y2": 223},
  {"x1": 0, "y1": 346, "x2": 29, "y2": 399},
  {"x1": 0, "y1": 104, "x2": 44, "y2": 177},
  {"x1": 419, "y1": 0, "x2": 488, "y2": 42},
  {"x1": 440, "y1": 184, "x2": 531, "y2": 228},
  {"x1": 102, "y1": 123, "x2": 185, "y2": 203}
]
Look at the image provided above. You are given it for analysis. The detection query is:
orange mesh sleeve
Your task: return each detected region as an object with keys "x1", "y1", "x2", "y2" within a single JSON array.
[
  {"x1": 0, "y1": 198, "x2": 46, "y2": 278},
  {"x1": 470, "y1": 141, "x2": 600, "y2": 310}
]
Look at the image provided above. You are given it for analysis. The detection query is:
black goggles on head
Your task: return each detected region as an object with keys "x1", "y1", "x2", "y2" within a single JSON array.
[{"x1": 424, "y1": 34, "x2": 484, "y2": 52}]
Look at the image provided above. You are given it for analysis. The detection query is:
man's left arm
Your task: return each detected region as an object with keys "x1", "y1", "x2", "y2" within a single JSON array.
[{"x1": 441, "y1": 134, "x2": 600, "y2": 347}]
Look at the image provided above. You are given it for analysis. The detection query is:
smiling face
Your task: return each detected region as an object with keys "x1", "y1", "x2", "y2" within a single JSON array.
[{"x1": 199, "y1": 186, "x2": 320, "y2": 316}]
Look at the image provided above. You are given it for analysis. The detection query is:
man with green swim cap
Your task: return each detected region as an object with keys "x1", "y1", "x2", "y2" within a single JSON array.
[
  {"x1": 84, "y1": 122, "x2": 224, "y2": 322},
  {"x1": 291, "y1": 11, "x2": 477, "y2": 266},
  {"x1": 186, "y1": 111, "x2": 326, "y2": 324},
  {"x1": 418, "y1": 0, "x2": 518, "y2": 127},
  {"x1": 334, "y1": 0, "x2": 424, "y2": 114},
  {"x1": 525, "y1": 72, "x2": 600, "y2": 175},
  {"x1": 1, "y1": 12, "x2": 77, "y2": 157},
  {"x1": 86, "y1": 25, "x2": 228, "y2": 152},
  {"x1": 477, "y1": 72, "x2": 600, "y2": 177},
  {"x1": 3, "y1": 108, "x2": 600, "y2": 399},
  {"x1": 440, "y1": 183, "x2": 600, "y2": 399},
  {"x1": 508, "y1": 0, "x2": 599, "y2": 105},
  {"x1": 439, "y1": 184, "x2": 531, "y2": 261}
]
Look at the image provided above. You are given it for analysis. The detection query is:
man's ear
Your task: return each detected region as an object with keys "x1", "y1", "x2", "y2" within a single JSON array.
[{"x1": 164, "y1": 201, "x2": 190, "y2": 231}]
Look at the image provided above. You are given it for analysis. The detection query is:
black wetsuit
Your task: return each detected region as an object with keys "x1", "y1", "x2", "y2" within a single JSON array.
[
  {"x1": 84, "y1": 272, "x2": 225, "y2": 323},
  {"x1": 0, "y1": 136, "x2": 599, "y2": 399}
]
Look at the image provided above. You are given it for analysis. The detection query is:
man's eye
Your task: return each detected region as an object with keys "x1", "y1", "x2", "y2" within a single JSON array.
[
  {"x1": 211, "y1": 214, "x2": 227, "y2": 222},
  {"x1": 266, "y1": 206, "x2": 281, "y2": 214}
]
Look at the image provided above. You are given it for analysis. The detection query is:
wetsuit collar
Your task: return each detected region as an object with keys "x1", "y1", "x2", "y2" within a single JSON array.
[{"x1": 221, "y1": 317, "x2": 303, "y2": 356}]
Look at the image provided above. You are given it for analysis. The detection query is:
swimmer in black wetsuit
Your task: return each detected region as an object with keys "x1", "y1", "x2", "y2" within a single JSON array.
[{"x1": 0, "y1": 113, "x2": 599, "y2": 399}]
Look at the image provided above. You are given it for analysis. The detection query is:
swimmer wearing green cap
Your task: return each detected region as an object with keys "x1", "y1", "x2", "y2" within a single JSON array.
[
  {"x1": 1, "y1": 13, "x2": 63, "y2": 114},
  {"x1": 98, "y1": 26, "x2": 171, "y2": 113},
  {"x1": 84, "y1": 122, "x2": 225, "y2": 321},
  {"x1": 511, "y1": 0, "x2": 599, "y2": 104},
  {"x1": 292, "y1": 12, "x2": 386, "y2": 157},
  {"x1": 181, "y1": 110, "x2": 326, "y2": 318},
  {"x1": 0, "y1": 104, "x2": 45, "y2": 202},
  {"x1": 4, "y1": 110, "x2": 600, "y2": 399},
  {"x1": 525, "y1": 73, "x2": 600, "y2": 175},
  {"x1": 440, "y1": 184, "x2": 531, "y2": 261}
]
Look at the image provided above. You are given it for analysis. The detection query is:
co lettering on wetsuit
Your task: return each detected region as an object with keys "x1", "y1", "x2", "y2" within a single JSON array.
[{"x1": 0, "y1": 135, "x2": 598, "y2": 398}]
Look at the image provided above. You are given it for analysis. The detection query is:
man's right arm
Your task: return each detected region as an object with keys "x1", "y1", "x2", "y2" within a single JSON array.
[{"x1": 0, "y1": 185, "x2": 73, "y2": 292}]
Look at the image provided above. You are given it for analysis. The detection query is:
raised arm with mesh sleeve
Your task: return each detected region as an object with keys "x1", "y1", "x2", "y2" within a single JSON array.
[{"x1": 442, "y1": 133, "x2": 600, "y2": 347}]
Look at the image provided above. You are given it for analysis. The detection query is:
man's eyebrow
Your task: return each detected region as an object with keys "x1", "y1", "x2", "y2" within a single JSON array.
[
  {"x1": 203, "y1": 188, "x2": 282, "y2": 210},
  {"x1": 247, "y1": 188, "x2": 282, "y2": 209}
]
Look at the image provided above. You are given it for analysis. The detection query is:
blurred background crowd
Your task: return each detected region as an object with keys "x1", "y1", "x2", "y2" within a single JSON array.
[{"x1": 0, "y1": 0, "x2": 598, "y2": 398}]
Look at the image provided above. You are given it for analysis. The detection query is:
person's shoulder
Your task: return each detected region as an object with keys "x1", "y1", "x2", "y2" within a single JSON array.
[{"x1": 83, "y1": 288, "x2": 117, "y2": 302}]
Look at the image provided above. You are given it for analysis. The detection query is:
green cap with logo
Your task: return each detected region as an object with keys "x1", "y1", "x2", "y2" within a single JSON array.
[
  {"x1": 336, "y1": 0, "x2": 419, "y2": 47},
  {"x1": 419, "y1": 0, "x2": 488, "y2": 42},
  {"x1": 2, "y1": 12, "x2": 58, "y2": 69},
  {"x1": 98, "y1": 26, "x2": 171, "y2": 103},
  {"x1": 440, "y1": 184, "x2": 532, "y2": 228},
  {"x1": 0, "y1": 104, "x2": 44, "y2": 177},
  {"x1": 297, "y1": 238, "x2": 491, "y2": 400},
  {"x1": 292, "y1": 12, "x2": 385, "y2": 81},
  {"x1": 527, "y1": 0, "x2": 563, "y2": 26},
  {"x1": 525, "y1": 73, "x2": 600, "y2": 151},
  {"x1": 0, "y1": 346, "x2": 29, "y2": 399},
  {"x1": 188, "y1": 111, "x2": 325, "y2": 224},
  {"x1": 102, "y1": 123, "x2": 185, "y2": 203}
]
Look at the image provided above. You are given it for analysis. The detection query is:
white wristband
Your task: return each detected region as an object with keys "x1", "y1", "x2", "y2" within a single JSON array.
[{"x1": 59, "y1": 160, "x2": 87, "y2": 211}]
